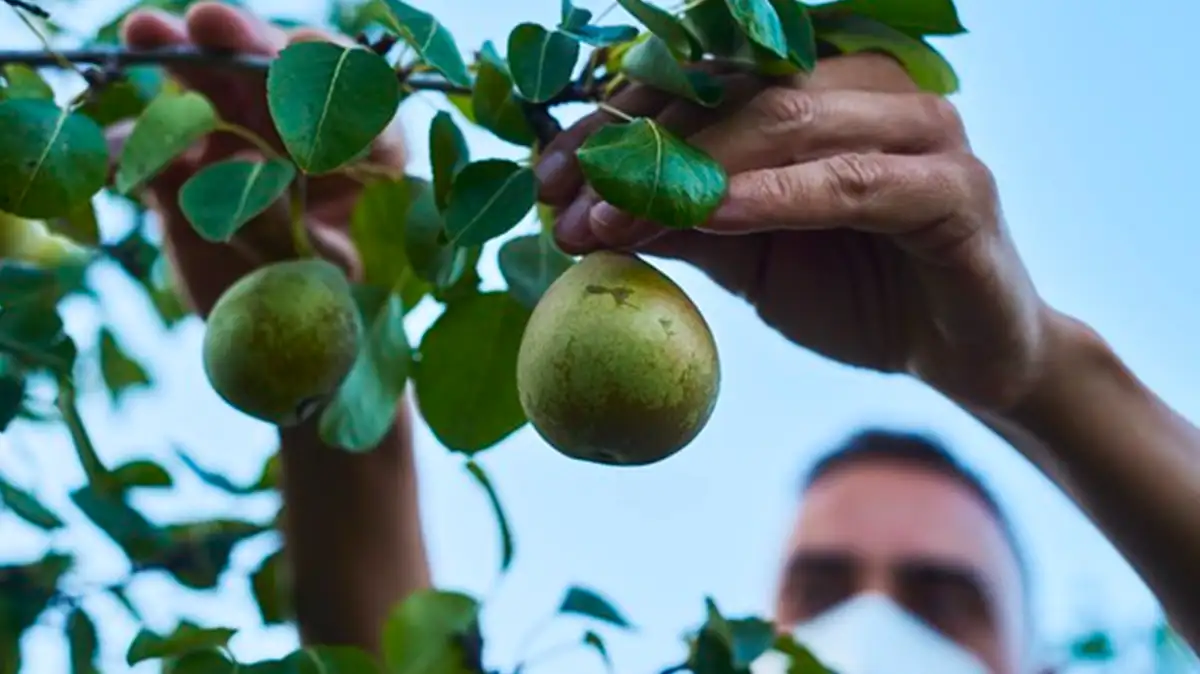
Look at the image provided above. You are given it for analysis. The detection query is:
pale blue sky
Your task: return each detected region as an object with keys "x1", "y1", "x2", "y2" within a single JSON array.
[{"x1": 1, "y1": 0, "x2": 1199, "y2": 672}]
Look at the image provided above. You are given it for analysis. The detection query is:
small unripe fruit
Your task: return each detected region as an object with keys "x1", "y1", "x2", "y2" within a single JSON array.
[
  {"x1": 202, "y1": 259, "x2": 360, "y2": 426},
  {"x1": 0, "y1": 210, "x2": 87, "y2": 266},
  {"x1": 516, "y1": 251, "x2": 720, "y2": 466}
]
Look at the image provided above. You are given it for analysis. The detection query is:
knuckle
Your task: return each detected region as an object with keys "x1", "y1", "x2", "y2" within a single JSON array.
[
  {"x1": 824, "y1": 153, "x2": 883, "y2": 206},
  {"x1": 749, "y1": 168, "x2": 797, "y2": 206},
  {"x1": 917, "y1": 94, "x2": 967, "y2": 144},
  {"x1": 749, "y1": 87, "x2": 820, "y2": 128}
]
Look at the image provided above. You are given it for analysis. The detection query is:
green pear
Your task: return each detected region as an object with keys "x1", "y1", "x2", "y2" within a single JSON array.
[
  {"x1": 0, "y1": 210, "x2": 88, "y2": 266},
  {"x1": 202, "y1": 259, "x2": 361, "y2": 426},
  {"x1": 516, "y1": 250, "x2": 720, "y2": 466}
]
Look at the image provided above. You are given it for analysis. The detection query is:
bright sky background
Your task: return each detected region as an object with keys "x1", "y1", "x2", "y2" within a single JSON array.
[{"x1": 2, "y1": 0, "x2": 1199, "y2": 672}]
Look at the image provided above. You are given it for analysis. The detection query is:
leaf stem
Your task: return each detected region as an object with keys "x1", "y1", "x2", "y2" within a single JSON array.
[
  {"x1": 6, "y1": 0, "x2": 82, "y2": 78},
  {"x1": 289, "y1": 176, "x2": 314, "y2": 259},
  {"x1": 216, "y1": 121, "x2": 282, "y2": 161},
  {"x1": 597, "y1": 101, "x2": 635, "y2": 122}
]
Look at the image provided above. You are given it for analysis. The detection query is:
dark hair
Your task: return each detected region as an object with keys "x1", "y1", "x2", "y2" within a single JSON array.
[{"x1": 799, "y1": 427, "x2": 1030, "y2": 590}]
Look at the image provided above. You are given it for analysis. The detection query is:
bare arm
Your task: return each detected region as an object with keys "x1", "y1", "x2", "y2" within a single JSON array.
[
  {"x1": 978, "y1": 309, "x2": 1200, "y2": 648},
  {"x1": 276, "y1": 397, "x2": 430, "y2": 653}
]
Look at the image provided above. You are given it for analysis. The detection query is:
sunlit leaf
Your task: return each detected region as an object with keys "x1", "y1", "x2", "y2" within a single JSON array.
[
  {"x1": 319, "y1": 285, "x2": 411, "y2": 452},
  {"x1": 497, "y1": 233, "x2": 574, "y2": 310},
  {"x1": 0, "y1": 476, "x2": 64, "y2": 530},
  {"x1": 620, "y1": 35, "x2": 724, "y2": 106},
  {"x1": 267, "y1": 42, "x2": 400, "y2": 174},
  {"x1": 414, "y1": 291, "x2": 530, "y2": 453},
  {"x1": 126, "y1": 623, "x2": 237, "y2": 665},
  {"x1": 617, "y1": 0, "x2": 699, "y2": 58},
  {"x1": 178, "y1": 158, "x2": 295, "y2": 242},
  {"x1": 1, "y1": 65, "x2": 54, "y2": 100},
  {"x1": 811, "y1": 14, "x2": 959, "y2": 94},
  {"x1": 443, "y1": 159, "x2": 536, "y2": 247},
  {"x1": 465, "y1": 460, "x2": 514, "y2": 573},
  {"x1": 98, "y1": 327, "x2": 151, "y2": 404},
  {"x1": 0, "y1": 99, "x2": 108, "y2": 218},
  {"x1": 576, "y1": 118, "x2": 727, "y2": 228},
  {"x1": 378, "y1": 0, "x2": 472, "y2": 87},
  {"x1": 559, "y1": 586, "x2": 633, "y2": 629},
  {"x1": 382, "y1": 589, "x2": 480, "y2": 674},
  {"x1": 430, "y1": 111, "x2": 470, "y2": 211},
  {"x1": 114, "y1": 91, "x2": 216, "y2": 194},
  {"x1": 507, "y1": 23, "x2": 580, "y2": 103}
]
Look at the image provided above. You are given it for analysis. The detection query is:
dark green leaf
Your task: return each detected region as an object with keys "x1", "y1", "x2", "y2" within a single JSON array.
[
  {"x1": 768, "y1": 0, "x2": 816, "y2": 71},
  {"x1": 0, "y1": 634, "x2": 18, "y2": 674},
  {"x1": 164, "y1": 650, "x2": 238, "y2": 674},
  {"x1": 561, "y1": 0, "x2": 592, "y2": 29},
  {"x1": 566, "y1": 23, "x2": 640, "y2": 47},
  {"x1": 471, "y1": 54, "x2": 537, "y2": 147},
  {"x1": 176, "y1": 449, "x2": 264, "y2": 495},
  {"x1": 114, "y1": 91, "x2": 216, "y2": 194},
  {"x1": 2, "y1": 65, "x2": 53, "y2": 100},
  {"x1": 0, "y1": 100, "x2": 108, "y2": 218},
  {"x1": 1071, "y1": 631, "x2": 1116, "y2": 661},
  {"x1": 617, "y1": 0, "x2": 699, "y2": 58},
  {"x1": 414, "y1": 292, "x2": 530, "y2": 453},
  {"x1": 126, "y1": 624, "x2": 237, "y2": 665},
  {"x1": 726, "y1": 618, "x2": 775, "y2": 669},
  {"x1": 385, "y1": 177, "x2": 469, "y2": 290},
  {"x1": 497, "y1": 233, "x2": 574, "y2": 309},
  {"x1": 576, "y1": 119, "x2": 727, "y2": 228},
  {"x1": 319, "y1": 285, "x2": 411, "y2": 452},
  {"x1": 507, "y1": 24, "x2": 580, "y2": 103},
  {"x1": 79, "y1": 66, "x2": 164, "y2": 127},
  {"x1": 772, "y1": 633, "x2": 833, "y2": 674},
  {"x1": 682, "y1": 0, "x2": 755, "y2": 58},
  {"x1": 0, "y1": 476, "x2": 64, "y2": 530},
  {"x1": 98, "y1": 327, "x2": 151, "y2": 404},
  {"x1": 812, "y1": 14, "x2": 958, "y2": 94},
  {"x1": 155, "y1": 519, "x2": 269, "y2": 590},
  {"x1": 282, "y1": 646, "x2": 383, "y2": 673},
  {"x1": 430, "y1": 111, "x2": 470, "y2": 211},
  {"x1": 620, "y1": 35, "x2": 724, "y2": 106},
  {"x1": 0, "y1": 553, "x2": 73, "y2": 653},
  {"x1": 348, "y1": 179, "x2": 430, "y2": 308},
  {"x1": 267, "y1": 42, "x2": 400, "y2": 174},
  {"x1": 0, "y1": 305, "x2": 77, "y2": 374},
  {"x1": 583, "y1": 631, "x2": 613, "y2": 672},
  {"x1": 809, "y1": 0, "x2": 966, "y2": 37},
  {"x1": 444, "y1": 159, "x2": 536, "y2": 247},
  {"x1": 379, "y1": 0, "x2": 472, "y2": 87},
  {"x1": 178, "y1": 158, "x2": 296, "y2": 241},
  {"x1": 67, "y1": 608, "x2": 100, "y2": 674},
  {"x1": 109, "y1": 584, "x2": 144, "y2": 622},
  {"x1": 559, "y1": 587, "x2": 633, "y2": 629},
  {"x1": 0, "y1": 355, "x2": 25, "y2": 432},
  {"x1": 432, "y1": 244, "x2": 483, "y2": 304},
  {"x1": 0, "y1": 259, "x2": 81, "y2": 307},
  {"x1": 50, "y1": 198, "x2": 101, "y2": 246},
  {"x1": 465, "y1": 459, "x2": 514, "y2": 573},
  {"x1": 71, "y1": 485, "x2": 171, "y2": 562},
  {"x1": 251, "y1": 549, "x2": 292, "y2": 625},
  {"x1": 723, "y1": 0, "x2": 788, "y2": 58},
  {"x1": 690, "y1": 598, "x2": 737, "y2": 674},
  {"x1": 111, "y1": 459, "x2": 173, "y2": 490},
  {"x1": 382, "y1": 589, "x2": 480, "y2": 674}
]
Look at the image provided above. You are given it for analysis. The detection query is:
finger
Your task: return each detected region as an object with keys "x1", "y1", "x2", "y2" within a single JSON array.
[
  {"x1": 685, "y1": 88, "x2": 965, "y2": 176},
  {"x1": 805, "y1": 52, "x2": 921, "y2": 94},
  {"x1": 706, "y1": 152, "x2": 986, "y2": 243},
  {"x1": 553, "y1": 188, "x2": 603, "y2": 254}
]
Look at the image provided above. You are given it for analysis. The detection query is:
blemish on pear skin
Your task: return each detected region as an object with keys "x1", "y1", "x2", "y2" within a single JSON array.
[
  {"x1": 585, "y1": 284, "x2": 635, "y2": 307},
  {"x1": 658, "y1": 318, "x2": 675, "y2": 338}
]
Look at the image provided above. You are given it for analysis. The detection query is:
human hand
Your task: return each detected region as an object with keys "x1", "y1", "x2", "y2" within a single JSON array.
[
  {"x1": 537, "y1": 54, "x2": 1054, "y2": 412},
  {"x1": 111, "y1": 2, "x2": 407, "y2": 317}
]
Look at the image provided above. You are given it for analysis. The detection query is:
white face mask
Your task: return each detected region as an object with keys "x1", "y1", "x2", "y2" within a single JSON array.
[{"x1": 750, "y1": 593, "x2": 989, "y2": 674}]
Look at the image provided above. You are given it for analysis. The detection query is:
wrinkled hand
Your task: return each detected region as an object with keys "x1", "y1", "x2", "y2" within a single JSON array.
[
  {"x1": 536, "y1": 54, "x2": 1053, "y2": 411},
  {"x1": 111, "y1": 2, "x2": 407, "y2": 316}
]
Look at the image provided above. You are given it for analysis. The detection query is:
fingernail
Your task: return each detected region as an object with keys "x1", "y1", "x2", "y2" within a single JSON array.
[
  {"x1": 554, "y1": 197, "x2": 599, "y2": 253},
  {"x1": 534, "y1": 151, "x2": 567, "y2": 186}
]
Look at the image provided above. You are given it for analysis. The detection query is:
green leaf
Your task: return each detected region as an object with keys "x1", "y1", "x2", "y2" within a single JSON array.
[
  {"x1": 251, "y1": 549, "x2": 292, "y2": 625},
  {"x1": 576, "y1": 119, "x2": 727, "y2": 228},
  {"x1": 617, "y1": 0, "x2": 699, "y2": 58},
  {"x1": 155, "y1": 520, "x2": 269, "y2": 590},
  {"x1": 812, "y1": 14, "x2": 959, "y2": 94},
  {"x1": 723, "y1": 0, "x2": 788, "y2": 58},
  {"x1": 471, "y1": 54, "x2": 537, "y2": 147},
  {"x1": 382, "y1": 589, "x2": 480, "y2": 674},
  {"x1": 465, "y1": 459, "x2": 514, "y2": 573},
  {"x1": 165, "y1": 650, "x2": 238, "y2": 674},
  {"x1": 769, "y1": 0, "x2": 817, "y2": 71},
  {"x1": 348, "y1": 179, "x2": 430, "y2": 308},
  {"x1": 583, "y1": 631, "x2": 613, "y2": 672},
  {"x1": 67, "y1": 608, "x2": 100, "y2": 674},
  {"x1": 380, "y1": 176, "x2": 468, "y2": 290},
  {"x1": 318, "y1": 285, "x2": 411, "y2": 452},
  {"x1": 71, "y1": 485, "x2": 171, "y2": 562},
  {"x1": 430, "y1": 111, "x2": 470, "y2": 211},
  {"x1": 79, "y1": 66, "x2": 164, "y2": 127},
  {"x1": 98, "y1": 327, "x2": 151, "y2": 404},
  {"x1": 444, "y1": 160, "x2": 536, "y2": 247},
  {"x1": 50, "y1": 198, "x2": 101, "y2": 246},
  {"x1": 0, "y1": 99, "x2": 108, "y2": 218},
  {"x1": 690, "y1": 598, "x2": 737, "y2": 674},
  {"x1": 414, "y1": 291, "x2": 530, "y2": 453},
  {"x1": 279, "y1": 646, "x2": 383, "y2": 673},
  {"x1": 726, "y1": 618, "x2": 775, "y2": 669},
  {"x1": 379, "y1": 0, "x2": 472, "y2": 87},
  {"x1": 620, "y1": 35, "x2": 724, "y2": 106},
  {"x1": 0, "y1": 303, "x2": 77, "y2": 374},
  {"x1": 810, "y1": 0, "x2": 966, "y2": 37},
  {"x1": 497, "y1": 233, "x2": 574, "y2": 310},
  {"x1": 507, "y1": 24, "x2": 580, "y2": 103},
  {"x1": 682, "y1": 0, "x2": 755, "y2": 58},
  {"x1": 559, "y1": 587, "x2": 633, "y2": 628},
  {"x1": 111, "y1": 459, "x2": 173, "y2": 490},
  {"x1": 176, "y1": 449, "x2": 270, "y2": 495},
  {"x1": 772, "y1": 634, "x2": 833, "y2": 674},
  {"x1": 267, "y1": 42, "x2": 399, "y2": 174},
  {"x1": 126, "y1": 624, "x2": 237, "y2": 665},
  {"x1": 0, "y1": 476, "x2": 64, "y2": 530},
  {"x1": 114, "y1": 91, "x2": 216, "y2": 194},
  {"x1": 0, "y1": 554, "x2": 73, "y2": 655},
  {"x1": 566, "y1": 23, "x2": 641, "y2": 47},
  {"x1": 0, "y1": 356, "x2": 25, "y2": 433},
  {"x1": 178, "y1": 158, "x2": 296, "y2": 241},
  {"x1": 432, "y1": 244, "x2": 484, "y2": 304},
  {"x1": 2, "y1": 65, "x2": 54, "y2": 100},
  {"x1": 1071, "y1": 631, "x2": 1116, "y2": 661},
  {"x1": 561, "y1": 0, "x2": 592, "y2": 29}
]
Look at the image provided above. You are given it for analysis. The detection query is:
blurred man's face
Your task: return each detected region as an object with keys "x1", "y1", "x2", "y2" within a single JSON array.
[{"x1": 772, "y1": 460, "x2": 1027, "y2": 674}]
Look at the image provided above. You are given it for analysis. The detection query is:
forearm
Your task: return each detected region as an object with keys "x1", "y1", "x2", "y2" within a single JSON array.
[
  {"x1": 277, "y1": 396, "x2": 431, "y2": 653},
  {"x1": 977, "y1": 310, "x2": 1200, "y2": 648}
]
